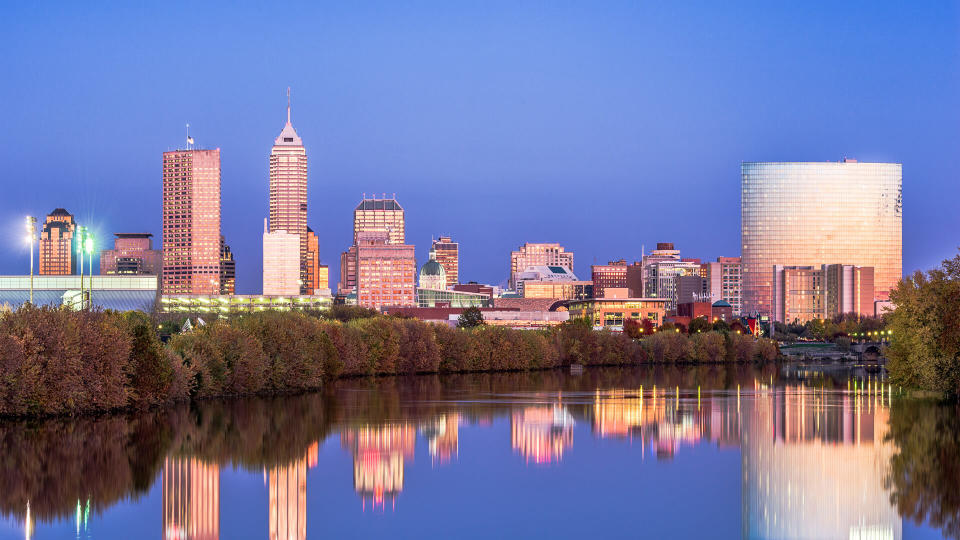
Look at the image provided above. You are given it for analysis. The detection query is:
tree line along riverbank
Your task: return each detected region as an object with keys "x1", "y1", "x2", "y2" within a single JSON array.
[{"x1": 0, "y1": 305, "x2": 779, "y2": 417}]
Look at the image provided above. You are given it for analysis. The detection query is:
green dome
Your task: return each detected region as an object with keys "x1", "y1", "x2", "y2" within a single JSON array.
[
  {"x1": 712, "y1": 300, "x2": 732, "y2": 308},
  {"x1": 421, "y1": 259, "x2": 445, "y2": 276}
]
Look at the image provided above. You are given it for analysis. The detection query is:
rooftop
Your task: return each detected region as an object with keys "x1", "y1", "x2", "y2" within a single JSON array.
[{"x1": 356, "y1": 198, "x2": 403, "y2": 211}]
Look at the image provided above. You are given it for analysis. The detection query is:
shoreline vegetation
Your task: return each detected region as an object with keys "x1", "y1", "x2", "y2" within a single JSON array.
[
  {"x1": 0, "y1": 305, "x2": 779, "y2": 417},
  {"x1": 887, "y1": 252, "x2": 960, "y2": 399}
]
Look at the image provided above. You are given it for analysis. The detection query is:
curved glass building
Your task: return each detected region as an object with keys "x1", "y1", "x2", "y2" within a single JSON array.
[{"x1": 741, "y1": 161, "x2": 902, "y2": 317}]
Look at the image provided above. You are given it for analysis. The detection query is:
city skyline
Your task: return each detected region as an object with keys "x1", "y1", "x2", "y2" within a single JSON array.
[{"x1": 1, "y1": 2, "x2": 956, "y2": 294}]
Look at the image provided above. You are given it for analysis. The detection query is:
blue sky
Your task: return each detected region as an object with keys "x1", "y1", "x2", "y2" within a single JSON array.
[{"x1": 0, "y1": 1, "x2": 957, "y2": 293}]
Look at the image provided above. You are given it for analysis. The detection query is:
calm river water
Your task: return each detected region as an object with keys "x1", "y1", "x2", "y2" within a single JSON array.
[{"x1": 0, "y1": 365, "x2": 956, "y2": 539}]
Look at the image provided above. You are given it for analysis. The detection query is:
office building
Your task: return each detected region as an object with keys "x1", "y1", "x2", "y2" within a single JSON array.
[
  {"x1": 263, "y1": 219, "x2": 300, "y2": 296},
  {"x1": 100, "y1": 233, "x2": 161, "y2": 276},
  {"x1": 641, "y1": 243, "x2": 701, "y2": 312},
  {"x1": 431, "y1": 236, "x2": 459, "y2": 287},
  {"x1": 339, "y1": 245, "x2": 357, "y2": 295},
  {"x1": 305, "y1": 228, "x2": 324, "y2": 294},
  {"x1": 316, "y1": 264, "x2": 329, "y2": 292},
  {"x1": 270, "y1": 91, "x2": 309, "y2": 293},
  {"x1": 742, "y1": 160, "x2": 902, "y2": 317},
  {"x1": 772, "y1": 264, "x2": 876, "y2": 323},
  {"x1": 342, "y1": 195, "x2": 406, "y2": 293},
  {"x1": 591, "y1": 260, "x2": 628, "y2": 299},
  {"x1": 676, "y1": 274, "x2": 710, "y2": 305},
  {"x1": 703, "y1": 257, "x2": 742, "y2": 315},
  {"x1": 824, "y1": 264, "x2": 875, "y2": 318},
  {"x1": 509, "y1": 243, "x2": 574, "y2": 290},
  {"x1": 38, "y1": 208, "x2": 77, "y2": 275},
  {"x1": 355, "y1": 232, "x2": 416, "y2": 310},
  {"x1": 354, "y1": 195, "x2": 405, "y2": 245},
  {"x1": 162, "y1": 148, "x2": 222, "y2": 295},
  {"x1": 219, "y1": 235, "x2": 235, "y2": 295}
]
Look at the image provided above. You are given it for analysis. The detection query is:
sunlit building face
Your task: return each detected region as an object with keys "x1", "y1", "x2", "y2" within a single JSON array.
[{"x1": 741, "y1": 161, "x2": 902, "y2": 317}]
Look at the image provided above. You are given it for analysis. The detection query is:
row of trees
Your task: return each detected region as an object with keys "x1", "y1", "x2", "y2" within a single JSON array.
[
  {"x1": 0, "y1": 305, "x2": 780, "y2": 417},
  {"x1": 887, "y1": 252, "x2": 960, "y2": 398}
]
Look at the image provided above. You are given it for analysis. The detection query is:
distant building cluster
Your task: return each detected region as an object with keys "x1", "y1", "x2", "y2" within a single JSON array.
[{"x1": 4, "y1": 87, "x2": 902, "y2": 329}]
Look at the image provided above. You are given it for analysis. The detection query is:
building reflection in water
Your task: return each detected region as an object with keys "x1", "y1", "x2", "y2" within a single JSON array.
[
  {"x1": 341, "y1": 424, "x2": 416, "y2": 510},
  {"x1": 162, "y1": 457, "x2": 220, "y2": 540},
  {"x1": 592, "y1": 387, "x2": 740, "y2": 459},
  {"x1": 511, "y1": 405, "x2": 575, "y2": 465},
  {"x1": 741, "y1": 378, "x2": 901, "y2": 540},
  {"x1": 267, "y1": 442, "x2": 318, "y2": 540},
  {"x1": 420, "y1": 414, "x2": 460, "y2": 466}
]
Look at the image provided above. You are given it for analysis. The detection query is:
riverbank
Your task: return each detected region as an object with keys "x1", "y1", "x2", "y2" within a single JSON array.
[{"x1": 0, "y1": 306, "x2": 779, "y2": 417}]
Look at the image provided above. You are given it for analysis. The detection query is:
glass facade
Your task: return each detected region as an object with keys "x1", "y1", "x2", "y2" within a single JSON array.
[{"x1": 741, "y1": 162, "x2": 902, "y2": 317}]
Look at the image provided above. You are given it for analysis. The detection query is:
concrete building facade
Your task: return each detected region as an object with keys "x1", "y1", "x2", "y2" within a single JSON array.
[{"x1": 263, "y1": 219, "x2": 300, "y2": 296}]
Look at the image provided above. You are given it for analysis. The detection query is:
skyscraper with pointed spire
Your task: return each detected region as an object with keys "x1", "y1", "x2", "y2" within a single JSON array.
[{"x1": 269, "y1": 88, "x2": 309, "y2": 293}]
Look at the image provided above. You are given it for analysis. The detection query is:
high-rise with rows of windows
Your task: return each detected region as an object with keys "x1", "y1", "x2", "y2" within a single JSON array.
[
  {"x1": 741, "y1": 160, "x2": 902, "y2": 317},
  {"x1": 269, "y1": 91, "x2": 309, "y2": 293},
  {"x1": 38, "y1": 208, "x2": 77, "y2": 275},
  {"x1": 162, "y1": 148, "x2": 222, "y2": 294},
  {"x1": 509, "y1": 243, "x2": 574, "y2": 290}
]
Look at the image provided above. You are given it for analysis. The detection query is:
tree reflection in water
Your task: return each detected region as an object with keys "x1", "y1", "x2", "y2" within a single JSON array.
[
  {"x1": 0, "y1": 365, "x2": 957, "y2": 539},
  {"x1": 887, "y1": 399, "x2": 960, "y2": 539}
]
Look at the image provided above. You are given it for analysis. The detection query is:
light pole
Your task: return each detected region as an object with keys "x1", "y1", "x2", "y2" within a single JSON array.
[
  {"x1": 76, "y1": 226, "x2": 86, "y2": 309},
  {"x1": 85, "y1": 232, "x2": 94, "y2": 309},
  {"x1": 25, "y1": 216, "x2": 36, "y2": 305}
]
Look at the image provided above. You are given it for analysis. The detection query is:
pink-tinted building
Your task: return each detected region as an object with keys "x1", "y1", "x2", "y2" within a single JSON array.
[
  {"x1": 38, "y1": 208, "x2": 77, "y2": 275},
  {"x1": 100, "y1": 233, "x2": 161, "y2": 275},
  {"x1": 162, "y1": 148, "x2": 222, "y2": 295},
  {"x1": 591, "y1": 259, "x2": 629, "y2": 299},
  {"x1": 509, "y1": 243, "x2": 574, "y2": 290},
  {"x1": 270, "y1": 91, "x2": 309, "y2": 293},
  {"x1": 354, "y1": 232, "x2": 416, "y2": 310}
]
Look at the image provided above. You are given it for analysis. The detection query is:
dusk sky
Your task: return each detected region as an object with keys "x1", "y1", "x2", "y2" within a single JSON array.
[{"x1": 1, "y1": 1, "x2": 957, "y2": 294}]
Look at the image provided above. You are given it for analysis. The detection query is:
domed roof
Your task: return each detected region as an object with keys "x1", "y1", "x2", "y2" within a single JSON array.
[
  {"x1": 421, "y1": 259, "x2": 445, "y2": 276},
  {"x1": 712, "y1": 300, "x2": 732, "y2": 307}
]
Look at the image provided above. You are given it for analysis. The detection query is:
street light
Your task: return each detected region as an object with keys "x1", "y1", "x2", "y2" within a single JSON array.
[
  {"x1": 84, "y1": 232, "x2": 94, "y2": 309},
  {"x1": 76, "y1": 226, "x2": 86, "y2": 309},
  {"x1": 25, "y1": 216, "x2": 36, "y2": 305}
]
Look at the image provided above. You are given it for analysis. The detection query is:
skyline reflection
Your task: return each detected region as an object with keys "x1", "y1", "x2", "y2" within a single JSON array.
[{"x1": 0, "y1": 367, "x2": 953, "y2": 539}]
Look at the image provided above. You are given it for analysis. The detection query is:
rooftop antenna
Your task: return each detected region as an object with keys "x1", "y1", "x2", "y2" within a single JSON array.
[
  {"x1": 286, "y1": 87, "x2": 291, "y2": 124},
  {"x1": 186, "y1": 123, "x2": 194, "y2": 148}
]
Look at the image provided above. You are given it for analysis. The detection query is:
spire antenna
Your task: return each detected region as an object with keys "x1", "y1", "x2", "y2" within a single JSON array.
[{"x1": 286, "y1": 87, "x2": 291, "y2": 124}]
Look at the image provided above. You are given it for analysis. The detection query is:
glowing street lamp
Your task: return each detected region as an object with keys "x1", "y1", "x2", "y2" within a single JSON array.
[
  {"x1": 84, "y1": 232, "x2": 94, "y2": 309},
  {"x1": 25, "y1": 216, "x2": 36, "y2": 305},
  {"x1": 76, "y1": 226, "x2": 87, "y2": 309}
]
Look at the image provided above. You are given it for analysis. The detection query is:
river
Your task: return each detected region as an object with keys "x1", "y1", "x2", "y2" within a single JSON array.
[{"x1": 0, "y1": 365, "x2": 956, "y2": 539}]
